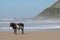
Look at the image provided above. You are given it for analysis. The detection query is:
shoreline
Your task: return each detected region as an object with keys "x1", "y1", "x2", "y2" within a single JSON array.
[{"x1": 0, "y1": 28, "x2": 60, "y2": 32}]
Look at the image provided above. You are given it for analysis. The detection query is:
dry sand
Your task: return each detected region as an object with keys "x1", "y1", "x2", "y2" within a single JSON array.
[{"x1": 0, "y1": 32, "x2": 60, "y2": 40}]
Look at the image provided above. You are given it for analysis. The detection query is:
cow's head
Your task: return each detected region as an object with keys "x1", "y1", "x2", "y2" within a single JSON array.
[{"x1": 10, "y1": 23, "x2": 16, "y2": 27}]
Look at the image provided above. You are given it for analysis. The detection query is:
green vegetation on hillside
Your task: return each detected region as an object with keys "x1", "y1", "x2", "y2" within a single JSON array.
[{"x1": 36, "y1": 0, "x2": 60, "y2": 19}]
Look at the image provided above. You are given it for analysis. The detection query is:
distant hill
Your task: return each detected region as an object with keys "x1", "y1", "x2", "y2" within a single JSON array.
[{"x1": 32, "y1": 0, "x2": 60, "y2": 20}]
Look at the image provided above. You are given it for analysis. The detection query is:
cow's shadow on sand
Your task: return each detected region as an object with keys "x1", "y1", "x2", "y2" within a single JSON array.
[{"x1": 13, "y1": 32, "x2": 29, "y2": 35}]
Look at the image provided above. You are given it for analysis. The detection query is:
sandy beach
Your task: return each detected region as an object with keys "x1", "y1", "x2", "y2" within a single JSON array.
[{"x1": 0, "y1": 32, "x2": 60, "y2": 40}]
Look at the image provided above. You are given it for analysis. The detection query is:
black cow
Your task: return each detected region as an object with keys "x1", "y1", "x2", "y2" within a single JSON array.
[{"x1": 10, "y1": 23, "x2": 24, "y2": 34}]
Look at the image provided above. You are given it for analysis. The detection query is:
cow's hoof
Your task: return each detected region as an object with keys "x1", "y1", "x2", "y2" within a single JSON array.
[
  {"x1": 14, "y1": 33, "x2": 17, "y2": 35},
  {"x1": 22, "y1": 33, "x2": 24, "y2": 35}
]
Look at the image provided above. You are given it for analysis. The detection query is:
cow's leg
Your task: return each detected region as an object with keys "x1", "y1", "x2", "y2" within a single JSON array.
[
  {"x1": 14, "y1": 29, "x2": 17, "y2": 34},
  {"x1": 21, "y1": 28, "x2": 24, "y2": 34}
]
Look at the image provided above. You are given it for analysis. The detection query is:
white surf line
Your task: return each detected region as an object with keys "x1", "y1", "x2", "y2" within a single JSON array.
[
  {"x1": 0, "y1": 21, "x2": 60, "y2": 23},
  {"x1": 0, "y1": 26, "x2": 60, "y2": 29},
  {"x1": 0, "y1": 18, "x2": 14, "y2": 20},
  {"x1": 24, "y1": 26, "x2": 60, "y2": 29},
  {"x1": 0, "y1": 21, "x2": 13, "y2": 23}
]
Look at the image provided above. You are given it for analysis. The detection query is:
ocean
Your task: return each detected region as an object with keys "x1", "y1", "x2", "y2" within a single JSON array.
[{"x1": 0, "y1": 20, "x2": 60, "y2": 32}]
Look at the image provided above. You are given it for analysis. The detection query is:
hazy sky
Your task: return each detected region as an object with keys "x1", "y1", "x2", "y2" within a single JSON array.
[{"x1": 0, "y1": 0, "x2": 57, "y2": 19}]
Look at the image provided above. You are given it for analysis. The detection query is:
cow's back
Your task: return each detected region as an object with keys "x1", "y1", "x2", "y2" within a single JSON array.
[{"x1": 18, "y1": 23, "x2": 24, "y2": 27}]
